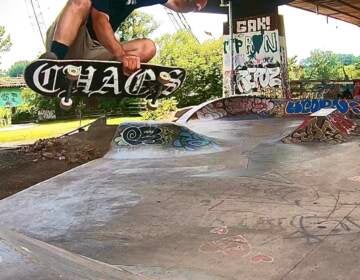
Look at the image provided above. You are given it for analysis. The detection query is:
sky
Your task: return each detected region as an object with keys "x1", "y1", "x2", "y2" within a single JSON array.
[{"x1": 0, "y1": 0, "x2": 359, "y2": 70}]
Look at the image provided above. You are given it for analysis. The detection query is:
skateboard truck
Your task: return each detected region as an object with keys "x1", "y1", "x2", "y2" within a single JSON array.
[
  {"x1": 60, "y1": 65, "x2": 81, "y2": 110},
  {"x1": 146, "y1": 71, "x2": 171, "y2": 110}
]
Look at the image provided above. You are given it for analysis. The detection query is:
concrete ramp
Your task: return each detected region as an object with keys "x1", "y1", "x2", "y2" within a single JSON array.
[
  {"x1": 0, "y1": 230, "x2": 141, "y2": 280},
  {"x1": 282, "y1": 108, "x2": 360, "y2": 144},
  {"x1": 105, "y1": 122, "x2": 220, "y2": 159}
]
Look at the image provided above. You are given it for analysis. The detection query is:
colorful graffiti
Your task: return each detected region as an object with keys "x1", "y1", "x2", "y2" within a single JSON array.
[
  {"x1": 282, "y1": 111, "x2": 360, "y2": 144},
  {"x1": 235, "y1": 66, "x2": 281, "y2": 94},
  {"x1": 0, "y1": 91, "x2": 22, "y2": 107},
  {"x1": 223, "y1": 14, "x2": 288, "y2": 98},
  {"x1": 286, "y1": 99, "x2": 360, "y2": 115},
  {"x1": 38, "y1": 110, "x2": 56, "y2": 121},
  {"x1": 196, "y1": 97, "x2": 283, "y2": 120},
  {"x1": 186, "y1": 97, "x2": 360, "y2": 122},
  {"x1": 113, "y1": 123, "x2": 217, "y2": 151},
  {"x1": 199, "y1": 228, "x2": 274, "y2": 264}
]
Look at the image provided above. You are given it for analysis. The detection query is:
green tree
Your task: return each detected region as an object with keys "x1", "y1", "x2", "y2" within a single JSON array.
[
  {"x1": 7, "y1": 60, "x2": 30, "y2": 77},
  {"x1": 336, "y1": 54, "x2": 359, "y2": 66},
  {"x1": 0, "y1": 26, "x2": 11, "y2": 64},
  {"x1": 301, "y1": 49, "x2": 342, "y2": 80},
  {"x1": 0, "y1": 26, "x2": 11, "y2": 53},
  {"x1": 154, "y1": 31, "x2": 223, "y2": 107},
  {"x1": 116, "y1": 11, "x2": 159, "y2": 41},
  {"x1": 287, "y1": 56, "x2": 304, "y2": 81}
]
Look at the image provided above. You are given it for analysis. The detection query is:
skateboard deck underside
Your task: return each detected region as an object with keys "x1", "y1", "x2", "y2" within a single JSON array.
[{"x1": 24, "y1": 60, "x2": 186, "y2": 99}]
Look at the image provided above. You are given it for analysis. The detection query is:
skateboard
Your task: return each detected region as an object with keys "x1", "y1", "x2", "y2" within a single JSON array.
[{"x1": 24, "y1": 59, "x2": 186, "y2": 110}]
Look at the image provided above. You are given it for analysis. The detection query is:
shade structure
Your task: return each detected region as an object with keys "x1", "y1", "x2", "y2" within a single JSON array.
[
  {"x1": 199, "y1": 0, "x2": 360, "y2": 27},
  {"x1": 288, "y1": 0, "x2": 360, "y2": 27}
]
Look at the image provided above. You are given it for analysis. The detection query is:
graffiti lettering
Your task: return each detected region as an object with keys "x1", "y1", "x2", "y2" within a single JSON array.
[
  {"x1": 286, "y1": 99, "x2": 355, "y2": 114},
  {"x1": 223, "y1": 38, "x2": 243, "y2": 54},
  {"x1": 286, "y1": 215, "x2": 360, "y2": 244},
  {"x1": 125, "y1": 69, "x2": 155, "y2": 96},
  {"x1": 236, "y1": 16, "x2": 271, "y2": 33},
  {"x1": 33, "y1": 63, "x2": 63, "y2": 94},
  {"x1": 28, "y1": 62, "x2": 185, "y2": 99},
  {"x1": 38, "y1": 110, "x2": 56, "y2": 121},
  {"x1": 77, "y1": 66, "x2": 96, "y2": 95},
  {"x1": 94, "y1": 66, "x2": 121, "y2": 96},
  {"x1": 236, "y1": 67, "x2": 281, "y2": 93}
]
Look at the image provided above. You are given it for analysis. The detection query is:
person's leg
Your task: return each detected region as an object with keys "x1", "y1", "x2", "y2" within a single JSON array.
[
  {"x1": 84, "y1": 38, "x2": 157, "y2": 62},
  {"x1": 48, "y1": 0, "x2": 91, "y2": 59},
  {"x1": 122, "y1": 39, "x2": 157, "y2": 63}
]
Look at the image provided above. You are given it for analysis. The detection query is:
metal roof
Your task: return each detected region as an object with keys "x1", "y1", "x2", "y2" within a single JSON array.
[
  {"x1": 200, "y1": 0, "x2": 292, "y2": 17},
  {"x1": 200, "y1": 0, "x2": 360, "y2": 27},
  {"x1": 288, "y1": 0, "x2": 360, "y2": 27},
  {"x1": 0, "y1": 78, "x2": 26, "y2": 89}
]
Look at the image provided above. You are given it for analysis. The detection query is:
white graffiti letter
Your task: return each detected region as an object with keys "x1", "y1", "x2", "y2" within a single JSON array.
[
  {"x1": 92, "y1": 66, "x2": 121, "y2": 96},
  {"x1": 256, "y1": 68, "x2": 269, "y2": 88},
  {"x1": 237, "y1": 20, "x2": 247, "y2": 33},
  {"x1": 33, "y1": 64, "x2": 63, "y2": 93},
  {"x1": 77, "y1": 66, "x2": 96, "y2": 95},
  {"x1": 268, "y1": 67, "x2": 281, "y2": 87},
  {"x1": 162, "y1": 69, "x2": 184, "y2": 96},
  {"x1": 125, "y1": 69, "x2": 156, "y2": 96}
]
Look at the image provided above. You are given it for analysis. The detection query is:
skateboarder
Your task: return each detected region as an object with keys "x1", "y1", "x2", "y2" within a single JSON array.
[{"x1": 43, "y1": 0, "x2": 208, "y2": 74}]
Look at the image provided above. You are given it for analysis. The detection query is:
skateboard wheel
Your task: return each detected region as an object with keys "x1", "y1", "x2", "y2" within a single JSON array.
[
  {"x1": 60, "y1": 97, "x2": 73, "y2": 110},
  {"x1": 146, "y1": 100, "x2": 159, "y2": 110},
  {"x1": 158, "y1": 72, "x2": 171, "y2": 85},
  {"x1": 65, "y1": 66, "x2": 81, "y2": 81}
]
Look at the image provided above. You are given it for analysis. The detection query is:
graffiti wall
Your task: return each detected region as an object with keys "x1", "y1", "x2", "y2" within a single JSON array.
[
  {"x1": 0, "y1": 89, "x2": 22, "y2": 107},
  {"x1": 189, "y1": 96, "x2": 360, "y2": 121},
  {"x1": 282, "y1": 111, "x2": 360, "y2": 144},
  {"x1": 38, "y1": 110, "x2": 56, "y2": 121},
  {"x1": 290, "y1": 80, "x2": 355, "y2": 99},
  {"x1": 223, "y1": 14, "x2": 289, "y2": 98},
  {"x1": 113, "y1": 123, "x2": 217, "y2": 151}
]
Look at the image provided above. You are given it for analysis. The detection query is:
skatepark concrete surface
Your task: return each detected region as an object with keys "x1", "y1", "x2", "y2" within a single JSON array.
[{"x1": 2, "y1": 115, "x2": 360, "y2": 279}]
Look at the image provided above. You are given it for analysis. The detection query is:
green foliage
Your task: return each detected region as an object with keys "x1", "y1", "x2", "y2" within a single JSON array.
[
  {"x1": 336, "y1": 54, "x2": 359, "y2": 66},
  {"x1": 0, "y1": 26, "x2": 11, "y2": 55},
  {"x1": 0, "y1": 108, "x2": 11, "y2": 128},
  {"x1": 116, "y1": 11, "x2": 159, "y2": 41},
  {"x1": 154, "y1": 31, "x2": 223, "y2": 107},
  {"x1": 287, "y1": 56, "x2": 304, "y2": 81},
  {"x1": 98, "y1": 97, "x2": 144, "y2": 115},
  {"x1": 301, "y1": 50, "x2": 342, "y2": 80},
  {"x1": 11, "y1": 88, "x2": 57, "y2": 122},
  {"x1": 288, "y1": 50, "x2": 360, "y2": 81},
  {"x1": 7, "y1": 60, "x2": 30, "y2": 77},
  {"x1": 12, "y1": 88, "x2": 37, "y2": 122},
  {"x1": 141, "y1": 98, "x2": 177, "y2": 120}
]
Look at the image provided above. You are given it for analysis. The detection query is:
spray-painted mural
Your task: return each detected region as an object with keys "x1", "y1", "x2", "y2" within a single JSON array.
[
  {"x1": 282, "y1": 111, "x2": 360, "y2": 144},
  {"x1": 182, "y1": 96, "x2": 360, "y2": 122},
  {"x1": 113, "y1": 123, "x2": 217, "y2": 151},
  {"x1": 223, "y1": 14, "x2": 289, "y2": 98},
  {"x1": 38, "y1": 110, "x2": 56, "y2": 121},
  {"x1": 0, "y1": 90, "x2": 22, "y2": 107}
]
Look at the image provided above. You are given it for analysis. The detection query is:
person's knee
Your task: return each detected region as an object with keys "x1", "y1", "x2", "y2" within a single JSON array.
[
  {"x1": 143, "y1": 39, "x2": 156, "y2": 60},
  {"x1": 68, "y1": 0, "x2": 91, "y2": 13}
]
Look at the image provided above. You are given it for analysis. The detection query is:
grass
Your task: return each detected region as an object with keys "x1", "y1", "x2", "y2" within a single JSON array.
[{"x1": 0, "y1": 116, "x2": 141, "y2": 144}]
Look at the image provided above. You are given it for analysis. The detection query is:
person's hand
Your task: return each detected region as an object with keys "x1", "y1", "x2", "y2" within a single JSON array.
[{"x1": 116, "y1": 53, "x2": 141, "y2": 75}]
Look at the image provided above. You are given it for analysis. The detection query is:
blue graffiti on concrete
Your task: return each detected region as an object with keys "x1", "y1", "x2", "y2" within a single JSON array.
[
  {"x1": 174, "y1": 129, "x2": 214, "y2": 151},
  {"x1": 286, "y1": 99, "x2": 360, "y2": 115}
]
